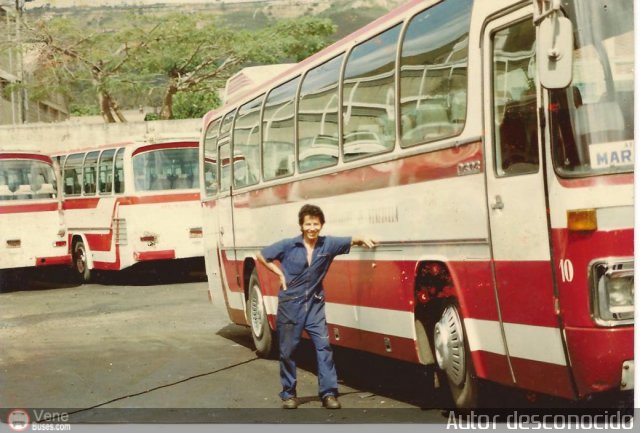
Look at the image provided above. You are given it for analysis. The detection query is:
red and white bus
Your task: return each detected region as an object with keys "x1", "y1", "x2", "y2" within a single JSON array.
[
  {"x1": 54, "y1": 136, "x2": 204, "y2": 282},
  {"x1": 0, "y1": 151, "x2": 70, "y2": 289},
  {"x1": 200, "y1": 0, "x2": 634, "y2": 407}
]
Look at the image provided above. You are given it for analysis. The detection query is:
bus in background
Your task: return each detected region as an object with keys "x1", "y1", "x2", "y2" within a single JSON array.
[
  {"x1": 200, "y1": 0, "x2": 633, "y2": 408},
  {"x1": 53, "y1": 136, "x2": 203, "y2": 282},
  {"x1": 0, "y1": 151, "x2": 70, "y2": 290}
]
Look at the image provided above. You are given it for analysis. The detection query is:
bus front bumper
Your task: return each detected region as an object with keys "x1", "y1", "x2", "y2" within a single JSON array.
[
  {"x1": 35, "y1": 254, "x2": 72, "y2": 267},
  {"x1": 565, "y1": 326, "x2": 634, "y2": 398}
]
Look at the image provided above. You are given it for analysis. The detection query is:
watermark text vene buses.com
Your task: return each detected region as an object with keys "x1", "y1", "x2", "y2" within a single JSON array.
[
  {"x1": 446, "y1": 410, "x2": 634, "y2": 430},
  {"x1": 7, "y1": 410, "x2": 71, "y2": 432}
]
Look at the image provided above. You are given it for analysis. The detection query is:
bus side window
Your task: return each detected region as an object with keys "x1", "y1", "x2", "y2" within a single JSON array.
[
  {"x1": 98, "y1": 149, "x2": 116, "y2": 195},
  {"x1": 298, "y1": 54, "x2": 343, "y2": 173},
  {"x1": 63, "y1": 153, "x2": 84, "y2": 196},
  {"x1": 218, "y1": 110, "x2": 236, "y2": 193},
  {"x1": 343, "y1": 25, "x2": 400, "y2": 160},
  {"x1": 263, "y1": 77, "x2": 299, "y2": 180},
  {"x1": 399, "y1": 0, "x2": 472, "y2": 148},
  {"x1": 233, "y1": 96, "x2": 263, "y2": 188},
  {"x1": 219, "y1": 141, "x2": 231, "y2": 192},
  {"x1": 83, "y1": 151, "x2": 99, "y2": 196},
  {"x1": 204, "y1": 119, "x2": 221, "y2": 196},
  {"x1": 492, "y1": 19, "x2": 539, "y2": 177}
]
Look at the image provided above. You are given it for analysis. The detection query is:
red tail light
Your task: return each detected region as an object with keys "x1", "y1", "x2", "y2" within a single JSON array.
[
  {"x1": 54, "y1": 240, "x2": 67, "y2": 248},
  {"x1": 140, "y1": 235, "x2": 157, "y2": 243}
]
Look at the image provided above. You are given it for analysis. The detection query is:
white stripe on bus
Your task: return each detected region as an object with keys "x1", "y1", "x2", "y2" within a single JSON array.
[{"x1": 225, "y1": 291, "x2": 567, "y2": 366}]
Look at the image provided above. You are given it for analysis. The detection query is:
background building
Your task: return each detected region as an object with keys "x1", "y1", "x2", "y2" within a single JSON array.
[{"x1": 0, "y1": 2, "x2": 68, "y2": 125}]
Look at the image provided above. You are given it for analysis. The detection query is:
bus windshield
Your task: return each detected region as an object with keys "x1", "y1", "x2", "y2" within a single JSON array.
[
  {"x1": 0, "y1": 159, "x2": 57, "y2": 201},
  {"x1": 549, "y1": 0, "x2": 634, "y2": 177},
  {"x1": 133, "y1": 148, "x2": 199, "y2": 192}
]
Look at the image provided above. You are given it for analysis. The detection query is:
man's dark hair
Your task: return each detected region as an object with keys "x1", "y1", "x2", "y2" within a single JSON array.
[{"x1": 298, "y1": 204, "x2": 325, "y2": 225}]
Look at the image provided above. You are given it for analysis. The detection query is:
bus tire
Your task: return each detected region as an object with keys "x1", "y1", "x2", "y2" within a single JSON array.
[
  {"x1": 433, "y1": 303, "x2": 478, "y2": 408},
  {"x1": 73, "y1": 239, "x2": 91, "y2": 283},
  {"x1": 247, "y1": 269, "x2": 276, "y2": 358}
]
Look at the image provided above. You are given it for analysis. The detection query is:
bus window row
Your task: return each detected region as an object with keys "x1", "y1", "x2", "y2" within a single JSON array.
[
  {"x1": 61, "y1": 149, "x2": 125, "y2": 197},
  {"x1": 58, "y1": 146, "x2": 199, "y2": 197},
  {"x1": 204, "y1": 0, "x2": 473, "y2": 196}
]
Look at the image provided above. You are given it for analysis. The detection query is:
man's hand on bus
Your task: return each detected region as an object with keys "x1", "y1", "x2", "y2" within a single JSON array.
[
  {"x1": 257, "y1": 251, "x2": 288, "y2": 291},
  {"x1": 352, "y1": 236, "x2": 377, "y2": 249}
]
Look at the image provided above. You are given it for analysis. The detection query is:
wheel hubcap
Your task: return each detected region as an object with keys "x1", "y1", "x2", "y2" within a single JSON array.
[
  {"x1": 76, "y1": 246, "x2": 86, "y2": 273},
  {"x1": 250, "y1": 285, "x2": 265, "y2": 338},
  {"x1": 434, "y1": 305, "x2": 466, "y2": 386}
]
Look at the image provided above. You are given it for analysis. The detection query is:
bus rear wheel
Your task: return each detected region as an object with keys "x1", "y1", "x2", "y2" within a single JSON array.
[
  {"x1": 433, "y1": 303, "x2": 478, "y2": 408},
  {"x1": 73, "y1": 239, "x2": 91, "y2": 283},
  {"x1": 247, "y1": 269, "x2": 276, "y2": 358}
]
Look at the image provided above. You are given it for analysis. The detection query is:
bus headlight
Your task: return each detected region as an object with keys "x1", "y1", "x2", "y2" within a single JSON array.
[{"x1": 591, "y1": 259, "x2": 634, "y2": 326}]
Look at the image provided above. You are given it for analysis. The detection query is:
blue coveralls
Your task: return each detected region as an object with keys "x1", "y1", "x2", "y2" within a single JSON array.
[{"x1": 261, "y1": 234, "x2": 351, "y2": 401}]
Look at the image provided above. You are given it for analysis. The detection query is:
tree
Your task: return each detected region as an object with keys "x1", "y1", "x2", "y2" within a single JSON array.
[
  {"x1": 132, "y1": 14, "x2": 335, "y2": 120},
  {"x1": 12, "y1": 12, "x2": 336, "y2": 122},
  {"x1": 131, "y1": 14, "x2": 247, "y2": 120},
  {"x1": 257, "y1": 17, "x2": 336, "y2": 62},
  {"x1": 21, "y1": 16, "x2": 160, "y2": 123}
]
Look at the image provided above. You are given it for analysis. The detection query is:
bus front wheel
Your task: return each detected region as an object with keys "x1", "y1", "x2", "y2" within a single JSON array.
[
  {"x1": 433, "y1": 303, "x2": 479, "y2": 408},
  {"x1": 247, "y1": 270, "x2": 276, "y2": 358},
  {"x1": 73, "y1": 239, "x2": 91, "y2": 283}
]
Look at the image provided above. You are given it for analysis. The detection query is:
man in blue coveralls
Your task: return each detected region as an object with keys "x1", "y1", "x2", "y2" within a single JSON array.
[{"x1": 257, "y1": 204, "x2": 376, "y2": 409}]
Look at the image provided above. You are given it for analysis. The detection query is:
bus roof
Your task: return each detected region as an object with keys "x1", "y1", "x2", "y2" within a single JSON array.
[{"x1": 51, "y1": 133, "x2": 200, "y2": 156}]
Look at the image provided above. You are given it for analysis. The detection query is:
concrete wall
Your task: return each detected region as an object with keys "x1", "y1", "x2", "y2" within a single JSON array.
[{"x1": 0, "y1": 118, "x2": 202, "y2": 154}]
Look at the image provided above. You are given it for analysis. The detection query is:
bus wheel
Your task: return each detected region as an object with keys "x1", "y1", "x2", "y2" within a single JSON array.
[
  {"x1": 73, "y1": 239, "x2": 91, "y2": 283},
  {"x1": 247, "y1": 270, "x2": 276, "y2": 358},
  {"x1": 433, "y1": 303, "x2": 478, "y2": 408}
]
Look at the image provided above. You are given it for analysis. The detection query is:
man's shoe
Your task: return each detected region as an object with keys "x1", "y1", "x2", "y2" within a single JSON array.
[
  {"x1": 322, "y1": 395, "x2": 341, "y2": 409},
  {"x1": 282, "y1": 398, "x2": 298, "y2": 409}
]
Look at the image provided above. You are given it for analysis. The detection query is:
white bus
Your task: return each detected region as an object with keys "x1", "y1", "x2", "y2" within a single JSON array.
[
  {"x1": 0, "y1": 151, "x2": 70, "y2": 290},
  {"x1": 200, "y1": 0, "x2": 633, "y2": 408},
  {"x1": 53, "y1": 136, "x2": 204, "y2": 282}
]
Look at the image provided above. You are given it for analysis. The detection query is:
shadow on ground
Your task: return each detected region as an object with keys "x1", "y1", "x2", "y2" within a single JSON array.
[
  {"x1": 216, "y1": 323, "x2": 634, "y2": 412},
  {"x1": 0, "y1": 257, "x2": 206, "y2": 292}
]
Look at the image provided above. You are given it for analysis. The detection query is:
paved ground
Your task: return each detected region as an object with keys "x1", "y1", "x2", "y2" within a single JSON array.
[{"x1": 0, "y1": 262, "x2": 448, "y2": 425}]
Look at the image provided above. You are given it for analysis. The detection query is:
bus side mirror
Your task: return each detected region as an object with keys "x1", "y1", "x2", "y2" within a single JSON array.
[{"x1": 537, "y1": 14, "x2": 574, "y2": 89}]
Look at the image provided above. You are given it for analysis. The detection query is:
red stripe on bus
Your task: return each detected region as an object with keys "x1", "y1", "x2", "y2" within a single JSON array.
[
  {"x1": 63, "y1": 193, "x2": 199, "y2": 209},
  {"x1": 0, "y1": 202, "x2": 58, "y2": 214},
  {"x1": 134, "y1": 250, "x2": 176, "y2": 261},
  {"x1": 0, "y1": 153, "x2": 52, "y2": 163},
  {"x1": 92, "y1": 261, "x2": 121, "y2": 271},
  {"x1": 131, "y1": 141, "x2": 198, "y2": 156},
  {"x1": 118, "y1": 193, "x2": 200, "y2": 205},
  {"x1": 509, "y1": 356, "x2": 574, "y2": 400},
  {"x1": 85, "y1": 233, "x2": 113, "y2": 252},
  {"x1": 63, "y1": 198, "x2": 101, "y2": 210},
  {"x1": 238, "y1": 141, "x2": 482, "y2": 207}
]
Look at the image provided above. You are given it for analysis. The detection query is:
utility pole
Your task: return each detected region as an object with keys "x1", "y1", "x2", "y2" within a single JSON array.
[{"x1": 14, "y1": 0, "x2": 33, "y2": 123}]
